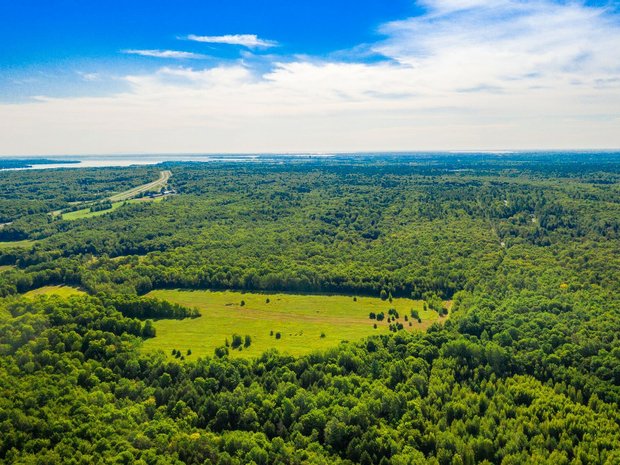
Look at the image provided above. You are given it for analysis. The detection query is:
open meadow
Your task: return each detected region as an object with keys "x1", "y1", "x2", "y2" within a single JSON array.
[
  {"x1": 0, "y1": 240, "x2": 35, "y2": 249},
  {"x1": 61, "y1": 196, "x2": 165, "y2": 220},
  {"x1": 23, "y1": 285, "x2": 86, "y2": 298},
  {"x1": 143, "y1": 289, "x2": 449, "y2": 359}
]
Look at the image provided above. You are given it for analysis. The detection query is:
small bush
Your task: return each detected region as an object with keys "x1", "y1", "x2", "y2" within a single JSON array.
[
  {"x1": 231, "y1": 334, "x2": 243, "y2": 349},
  {"x1": 275, "y1": 332, "x2": 281, "y2": 340},
  {"x1": 215, "y1": 346, "x2": 228, "y2": 357}
]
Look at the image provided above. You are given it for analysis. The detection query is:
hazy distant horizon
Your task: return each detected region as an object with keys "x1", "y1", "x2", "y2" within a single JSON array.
[
  {"x1": 2, "y1": 148, "x2": 620, "y2": 160},
  {"x1": 3, "y1": 149, "x2": 620, "y2": 171}
]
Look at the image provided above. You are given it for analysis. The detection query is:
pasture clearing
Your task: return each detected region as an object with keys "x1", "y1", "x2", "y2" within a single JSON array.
[
  {"x1": 62, "y1": 196, "x2": 165, "y2": 220},
  {"x1": 23, "y1": 285, "x2": 86, "y2": 298},
  {"x1": 142, "y1": 289, "x2": 450, "y2": 359},
  {"x1": 0, "y1": 240, "x2": 36, "y2": 249}
]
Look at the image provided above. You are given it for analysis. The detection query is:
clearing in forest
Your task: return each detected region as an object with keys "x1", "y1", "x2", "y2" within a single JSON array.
[
  {"x1": 0, "y1": 240, "x2": 36, "y2": 249},
  {"x1": 143, "y1": 289, "x2": 450, "y2": 359},
  {"x1": 61, "y1": 196, "x2": 165, "y2": 220},
  {"x1": 23, "y1": 285, "x2": 86, "y2": 298}
]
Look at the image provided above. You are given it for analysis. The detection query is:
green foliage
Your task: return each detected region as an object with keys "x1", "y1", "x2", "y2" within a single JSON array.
[
  {"x1": 231, "y1": 333, "x2": 243, "y2": 349},
  {"x1": 1, "y1": 154, "x2": 620, "y2": 463},
  {"x1": 89, "y1": 200, "x2": 113, "y2": 213},
  {"x1": 0, "y1": 165, "x2": 158, "y2": 224}
]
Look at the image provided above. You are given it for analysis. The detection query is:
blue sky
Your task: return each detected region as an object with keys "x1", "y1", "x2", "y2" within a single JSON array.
[
  {"x1": 1, "y1": 0, "x2": 619, "y2": 154},
  {"x1": 0, "y1": 0, "x2": 418, "y2": 99}
]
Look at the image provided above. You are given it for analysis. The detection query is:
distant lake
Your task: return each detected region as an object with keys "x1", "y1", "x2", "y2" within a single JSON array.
[{"x1": 0, "y1": 154, "x2": 268, "y2": 170}]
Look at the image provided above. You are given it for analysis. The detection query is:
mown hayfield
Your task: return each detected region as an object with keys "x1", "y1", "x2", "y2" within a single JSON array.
[
  {"x1": 62, "y1": 201, "x2": 125, "y2": 220},
  {"x1": 0, "y1": 240, "x2": 36, "y2": 249},
  {"x1": 23, "y1": 285, "x2": 86, "y2": 298},
  {"x1": 143, "y1": 289, "x2": 449, "y2": 359},
  {"x1": 62, "y1": 197, "x2": 164, "y2": 221}
]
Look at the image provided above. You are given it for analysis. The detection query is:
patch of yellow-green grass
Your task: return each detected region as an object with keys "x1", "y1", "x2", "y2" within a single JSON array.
[
  {"x1": 24, "y1": 285, "x2": 86, "y2": 299},
  {"x1": 0, "y1": 265, "x2": 14, "y2": 273},
  {"x1": 142, "y1": 289, "x2": 449, "y2": 360},
  {"x1": 0, "y1": 240, "x2": 36, "y2": 249},
  {"x1": 62, "y1": 197, "x2": 163, "y2": 221},
  {"x1": 62, "y1": 201, "x2": 125, "y2": 220}
]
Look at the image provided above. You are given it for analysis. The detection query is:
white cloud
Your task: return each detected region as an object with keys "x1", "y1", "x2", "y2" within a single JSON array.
[
  {"x1": 1, "y1": 1, "x2": 619, "y2": 155},
  {"x1": 77, "y1": 72, "x2": 101, "y2": 81},
  {"x1": 185, "y1": 34, "x2": 277, "y2": 48},
  {"x1": 122, "y1": 49, "x2": 207, "y2": 59}
]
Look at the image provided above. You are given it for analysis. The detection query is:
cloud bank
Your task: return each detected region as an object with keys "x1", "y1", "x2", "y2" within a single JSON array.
[
  {"x1": 1, "y1": 0, "x2": 619, "y2": 155},
  {"x1": 122, "y1": 49, "x2": 207, "y2": 59},
  {"x1": 185, "y1": 34, "x2": 277, "y2": 48}
]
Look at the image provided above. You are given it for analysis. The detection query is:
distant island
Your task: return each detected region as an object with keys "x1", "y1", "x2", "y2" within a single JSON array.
[{"x1": 0, "y1": 159, "x2": 80, "y2": 169}]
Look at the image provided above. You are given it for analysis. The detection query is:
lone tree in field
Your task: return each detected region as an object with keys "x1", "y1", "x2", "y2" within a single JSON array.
[
  {"x1": 244, "y1": 335, "x2": 252, "y2": 348},
  {"x1": 231, "y1": 334, "x2": 243, "y2": 349},
  {"x1": 388, "y1": 308, "x2": 399, "y2": 319},
  {"x1": 215, "y1": 346, "x2": 228, "y2": 358}
]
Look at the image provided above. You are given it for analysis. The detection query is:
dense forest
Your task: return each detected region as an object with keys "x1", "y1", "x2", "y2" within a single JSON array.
[
  {"x1": 0, "y1": 165, "x2": 159, "y2": 226},
  {"x1": 1, "y1": 153, "x2": 619, "y2": 464}
]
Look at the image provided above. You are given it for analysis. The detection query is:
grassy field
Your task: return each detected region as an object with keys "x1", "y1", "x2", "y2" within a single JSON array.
[
  {"x1": 62, "y1": 201, "x2": 125, "y2": 220},
  {"x1": 23, "y1": 285, "x2": 86, "y2": 298},
  {"x1": 0, "y1": 240, "x2": 36, "y2": 249},
  {"x1": 143, "y1": 289, "x2": 450, "y2": 359},
  {"x1": 62, "y1": 197, "x2": 164, "y2": 221},
  {"x1": 0, "y1": 265, "x2": 14, "y2": 273}
]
